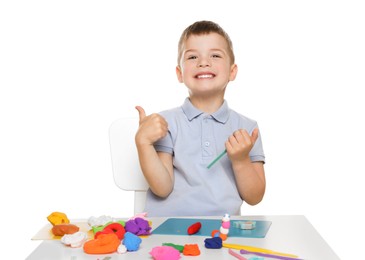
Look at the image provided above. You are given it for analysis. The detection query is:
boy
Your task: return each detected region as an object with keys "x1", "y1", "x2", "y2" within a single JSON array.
[{"x1": 135, "y1": 21, "x2": 265, "y2": 217}]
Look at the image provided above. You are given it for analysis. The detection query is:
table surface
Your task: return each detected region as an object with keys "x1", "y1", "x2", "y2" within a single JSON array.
[{"x1": 26, "y1": 215, "x2": 340, "y2": 260}]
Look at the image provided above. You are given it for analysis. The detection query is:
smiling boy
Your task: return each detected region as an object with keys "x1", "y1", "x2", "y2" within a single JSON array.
[{"x1": 135, "y1": 21, "x2": 265, "y2": 217}]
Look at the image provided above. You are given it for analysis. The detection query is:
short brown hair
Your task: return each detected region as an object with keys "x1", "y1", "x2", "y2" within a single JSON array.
[{"x1": 177, "y1": 20, "x2": 235, "y2": 65}]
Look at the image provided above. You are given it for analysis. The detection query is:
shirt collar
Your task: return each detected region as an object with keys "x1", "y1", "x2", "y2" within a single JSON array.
[
  {"x1": 181, "y1": 97, "x2": 230, "y2": 123},
  {"x1": 211, "y1": 100, "x2": 229, "y2": 123}
]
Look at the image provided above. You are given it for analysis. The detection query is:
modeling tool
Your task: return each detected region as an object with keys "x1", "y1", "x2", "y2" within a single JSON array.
[
  {"x1": 207, "y1": 149, "x2": 227, "y2": 169},
  {"x1": 228, "y1": 249, "x2": 248, "y2": 260},
  {"x1": 240, "y1": 249, "x2": 302, "y2": 260},
  {"x1": 223, "y1": 243, "x2": 299, "y2": 259}
]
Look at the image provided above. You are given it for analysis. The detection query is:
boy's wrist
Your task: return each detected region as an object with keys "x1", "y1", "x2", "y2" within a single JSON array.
[
  {"x1": 231, "y1": 156, "x2": 251, "y2": 169},
  {"x1": 135, "y1": 140, "x2": 154, "y2": 150}
]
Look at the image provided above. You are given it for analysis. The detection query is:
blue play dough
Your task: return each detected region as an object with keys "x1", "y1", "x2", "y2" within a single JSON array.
[
  {"x1": 123, "y1": 232, "x2": 142, "y2": 251},
  {"x1": 204, "y1": 237, "x2": 222, "y2": 249}
]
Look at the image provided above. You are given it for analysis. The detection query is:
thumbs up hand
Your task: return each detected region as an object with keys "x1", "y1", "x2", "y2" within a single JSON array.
[
  {"x1": 135, "y1": 105, "x2": 147, "y2": 123},
  {"x1": 135, "y1": 106, "x2": 168, "y2": 146},
  {"x1": 225, "y1": 128, "x2": 259, "y2": 163}
]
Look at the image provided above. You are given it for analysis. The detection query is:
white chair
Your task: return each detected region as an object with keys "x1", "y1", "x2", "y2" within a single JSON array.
[{"x1": 109, "y1": 117, "x2": 149, "y2": 215}]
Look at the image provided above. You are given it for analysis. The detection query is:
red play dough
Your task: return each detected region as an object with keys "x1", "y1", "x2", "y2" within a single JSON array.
[
  {"x1": 187, "y1": 222, "x2": 202, "y2": 235},
  {"x1": 95, "y1": 222, "x2": 125, "y2": 240}
]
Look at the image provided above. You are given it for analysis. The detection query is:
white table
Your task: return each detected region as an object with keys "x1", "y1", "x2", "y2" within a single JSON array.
[{"x1": 26, "y1": 215, "x2": 340, "y2": 260}]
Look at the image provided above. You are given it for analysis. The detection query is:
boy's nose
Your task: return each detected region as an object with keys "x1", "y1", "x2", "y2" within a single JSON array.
[
  {"x1": 198, "y1": 61, "x2": 211, "y2": 68},
  {"x1": 197, "y1": 57, "x2": 211, "y2": 68}
]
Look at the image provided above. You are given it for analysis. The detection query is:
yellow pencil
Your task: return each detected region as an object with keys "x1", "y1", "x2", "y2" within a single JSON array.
[{"x1": 222, "y1": 243, "x2": 298, "y2": 258}]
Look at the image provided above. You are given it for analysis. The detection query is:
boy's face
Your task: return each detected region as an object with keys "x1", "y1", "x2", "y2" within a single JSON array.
[{"x1": 176, "y1": 33, "x2": 237, "y2": 97}]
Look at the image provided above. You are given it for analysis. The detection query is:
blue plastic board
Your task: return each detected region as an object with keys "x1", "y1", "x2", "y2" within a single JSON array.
[{"x1": 152, "y1": 218, "x2": 271, "y2": 238}]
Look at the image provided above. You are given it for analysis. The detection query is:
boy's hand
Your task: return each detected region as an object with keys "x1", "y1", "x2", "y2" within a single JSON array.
[
  {"x1": 135, "y1": 106, "x2": 168, "y2": 146},
  {"x1": 225, "y1": 128, "x2": 259, "y2": 163}
]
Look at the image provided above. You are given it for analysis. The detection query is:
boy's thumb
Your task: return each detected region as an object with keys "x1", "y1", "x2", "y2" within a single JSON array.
[
  {"x1": 135, "y1": 106, "x2": 146, "y2": 122},
  {"x1": 251, "y1": 128, "x2": 259, "y2": 144}
]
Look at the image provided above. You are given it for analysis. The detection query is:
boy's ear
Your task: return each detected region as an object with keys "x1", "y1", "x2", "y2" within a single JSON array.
[
  {"x1": 176, "y1": 65, "x2": 183, "y2": 83},
  {"x1": 229, "y1": 64, "x2": 238, "y2": 81}
]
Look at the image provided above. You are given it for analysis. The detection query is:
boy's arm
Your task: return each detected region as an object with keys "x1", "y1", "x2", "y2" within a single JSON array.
[
  {"x1": 226, "y1": 128, "x2": 266, "y2": 205},
  {"x1": 135, "y1": 106, "x2": 174, "y2": 198},
  {"x1": 232, "y1": 160, "x2": 265, "y2": 205}
]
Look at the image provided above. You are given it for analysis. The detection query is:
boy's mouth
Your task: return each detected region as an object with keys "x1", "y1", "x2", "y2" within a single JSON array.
[{"x1": 195, "y1": 73, "x2": 215, "y2": 79}]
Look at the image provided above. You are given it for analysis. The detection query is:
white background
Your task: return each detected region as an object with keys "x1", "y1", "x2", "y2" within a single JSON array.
[{"x1": 1, "y1": 1, "x2": 364, "y2": 259}]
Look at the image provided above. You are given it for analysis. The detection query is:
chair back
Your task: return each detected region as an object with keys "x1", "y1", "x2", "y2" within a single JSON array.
[{"x1": 109, "y1": 117, "x2": 148, "y2": 214}]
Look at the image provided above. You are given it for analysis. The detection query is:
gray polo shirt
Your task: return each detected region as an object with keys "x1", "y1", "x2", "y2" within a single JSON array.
[{"x1": 144, "y1": 98, "x2": 265, "y2": 217}]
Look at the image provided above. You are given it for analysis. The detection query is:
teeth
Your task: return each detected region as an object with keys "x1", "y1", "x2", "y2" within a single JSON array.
[{"x1": 197, "y1": 74, "x2": 213, "y2": 79}]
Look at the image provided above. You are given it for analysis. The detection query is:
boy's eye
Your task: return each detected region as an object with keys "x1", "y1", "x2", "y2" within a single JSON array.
[
  {"x1": 212, "y1": 54, "x2": 221, "y2": 58},
  {"x1": 187, "y1": 56, "x2": 197, "y2": 60}
]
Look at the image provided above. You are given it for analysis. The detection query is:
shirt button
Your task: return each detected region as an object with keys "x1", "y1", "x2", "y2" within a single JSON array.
[{"x1": 205, "y1": 141, "x2": 210, "y2": 147}]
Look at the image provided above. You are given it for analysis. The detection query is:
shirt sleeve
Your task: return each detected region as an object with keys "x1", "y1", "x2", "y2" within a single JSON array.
[
  {"x1": 249, "y1": 124, "x2": 265, "y2": 163},
  {"x1": 153, "y1": 111, "x2": 174, "y2": 154},
  {"x1": 154, "y1": 132, "x2": 174, "y2": 154}
]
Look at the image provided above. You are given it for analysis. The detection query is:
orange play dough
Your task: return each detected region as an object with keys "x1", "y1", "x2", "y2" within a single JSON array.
[
  {"x1": 84, "y1": 233, "x2": 120, "y2": 254},
  {"x1": 219, "y1": 233, "x2": 228, "y2": 241},
  {"x1": 47, "y1": 212, "x2": 70, "y2": 226},
  {"x1": 52, "y1": 224, "x2": 79, "y2": 236},
  {"x1": 183, "y1": 244, "x2": 200, "y2": 256}
]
